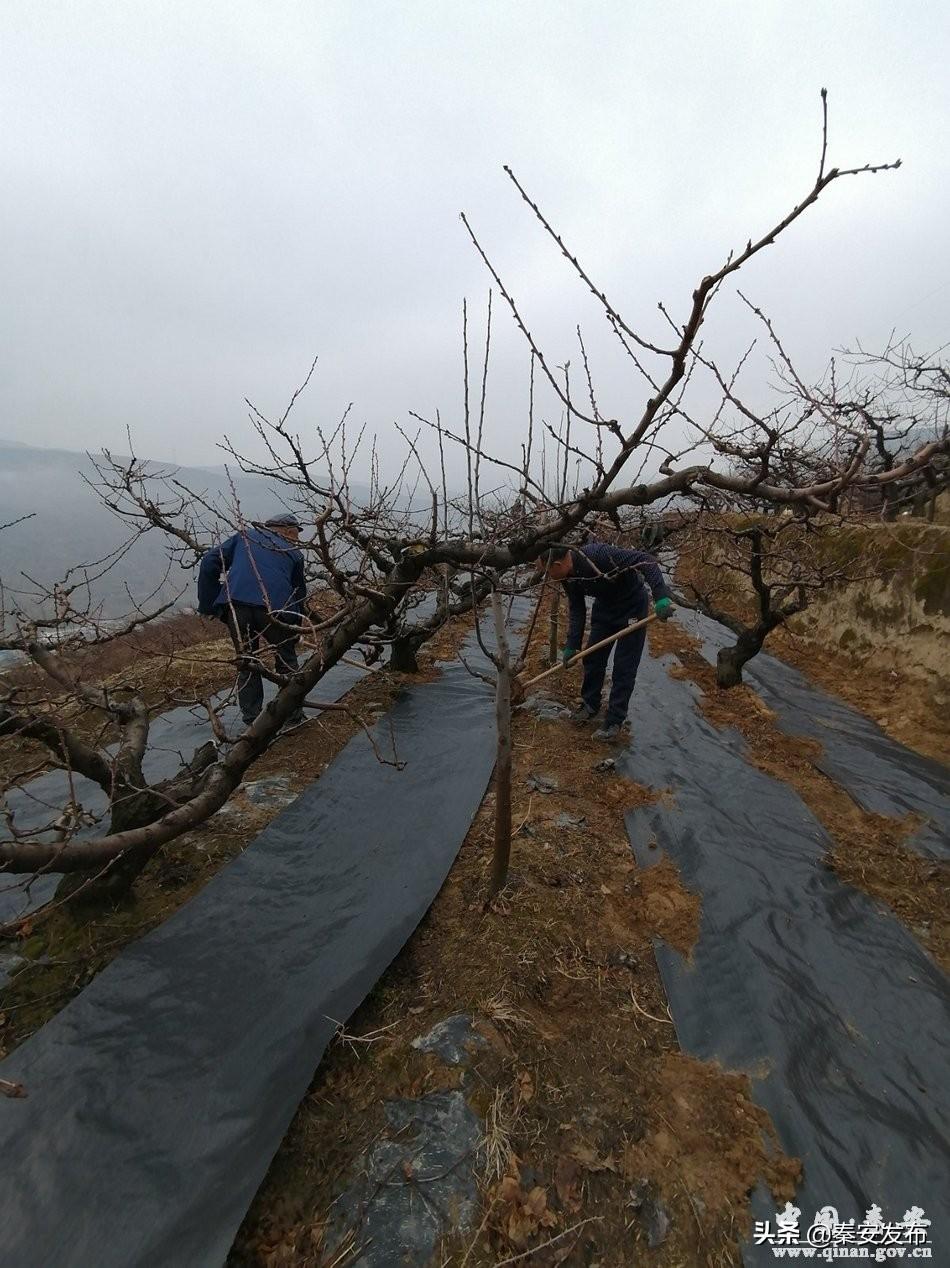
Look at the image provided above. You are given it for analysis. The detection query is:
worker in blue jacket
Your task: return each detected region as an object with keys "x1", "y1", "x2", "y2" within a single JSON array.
[
  {"x1": 197, "y1": 513, "x2": 308, "y2": 728},
  {"x1": 544, "y1": 541, "x2": 673, "y2": 741}
]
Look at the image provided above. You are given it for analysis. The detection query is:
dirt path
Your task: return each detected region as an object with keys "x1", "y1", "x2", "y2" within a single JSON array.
[
  {"x1": 673, "y1": 534, "x2": 949, "y2": 764},
  {"x1": 766, "y1": 626, "x2": 949, "y2": 764},
  {"x1": 235, "y1": 606, "x2": 948, "y2": 1266}
]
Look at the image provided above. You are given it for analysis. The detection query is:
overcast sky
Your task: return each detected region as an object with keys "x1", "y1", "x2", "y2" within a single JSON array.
[{"x1": 2, "y1": 1, "x2": 947, "y2": 489}]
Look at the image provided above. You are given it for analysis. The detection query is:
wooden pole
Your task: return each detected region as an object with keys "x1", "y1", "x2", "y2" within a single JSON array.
[
  {"x1": 515, "y1": 578, "x2": 548, "y2": 673},
  {"x1": 489, "y1": 590, "x2": 513, "y2": 901},
  {"x1": 522, "y1": 613, "x2": 657, "y2": 691},
  {"x1": 547, "y1": 587, "x2": 560, "y2": 667},
  {"x1": 340, "y1": 655, "x2": 381, "y2": 674}
]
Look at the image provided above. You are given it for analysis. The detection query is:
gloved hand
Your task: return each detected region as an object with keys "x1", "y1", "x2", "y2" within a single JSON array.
[
  {"x1": 654, "y1": 597, "x2": 674, "y2": 621},
  {"x1": 561, "y1": 646, "x2": 579, "y2": 666}
]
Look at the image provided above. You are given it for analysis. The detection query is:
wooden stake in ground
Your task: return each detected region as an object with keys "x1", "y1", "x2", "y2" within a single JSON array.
[
  {"x1": 489, "y1": 590, "x2": 513, "y2": 902},
  {"x1": 547, "y1": 586, "x2": 560, "y2": 667},
  {"x1": 514, "y1": 576, "x2": 548, "y2": 676}
]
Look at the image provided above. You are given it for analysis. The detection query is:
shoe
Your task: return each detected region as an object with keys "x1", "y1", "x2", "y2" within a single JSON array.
[
  {"x1": 241, "y1": 715, "x2": 259, "y2": 728},
  {"x1": 280, "y1": 714, "x2": 307, "y2": 735},
  {"x1": 570, "y1": 703, "x2": 598, "y2": 724},
  {"x1": 592, "y1": 722, "x2": 623, "y2": 743}
]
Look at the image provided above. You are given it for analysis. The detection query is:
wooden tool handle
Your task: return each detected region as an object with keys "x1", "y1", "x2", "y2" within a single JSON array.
[{"x1": 521, "y1": 612, "x2": 657, "y2": 690}]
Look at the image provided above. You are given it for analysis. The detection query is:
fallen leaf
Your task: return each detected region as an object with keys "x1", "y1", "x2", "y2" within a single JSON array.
[
  {"x1": 498, "y1": 1175, "x2": 523, "y2": 1205},
  {"x1": 555, "y1": 1155, "x2": 582, "y2": 1214},
  {"x1": 569, "y1": 1141, "x2": 618, "y2": 1173},
  {"x1": 516, "y1": 1070, "x2": 535, "y2": 1104},
  {"x1": 524, "y1": 1186, "x2": 548, "y2": 1218},
  {"x1": 506, "y1": 1207, "x2": 537, "y2": 1247},
  {"x1": 570, "y1": 1143, "x2": 599, "y2": 1168}
]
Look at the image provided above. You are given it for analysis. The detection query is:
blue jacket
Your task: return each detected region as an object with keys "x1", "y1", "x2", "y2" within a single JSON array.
[
  {"x1": 562, "y1": 543, "x2": 670, "y2": 647},
  {"x1": 197, "y1": 527, "x2": 306, "y2": 620}
]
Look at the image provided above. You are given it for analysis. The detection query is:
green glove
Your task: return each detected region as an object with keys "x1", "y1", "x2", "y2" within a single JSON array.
[
  {"x1": 654, "y1": 597, "x2": 674, "y2": 621},
  {"x1": 561, "y1": 646, "x2": 579, "y2": 665}
]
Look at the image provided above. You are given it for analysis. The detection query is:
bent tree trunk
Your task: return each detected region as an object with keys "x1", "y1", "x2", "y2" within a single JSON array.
[
  {"x1": 53, "y1": 787, "x2": 169, "y2": 904},
  {"x1": 389, "y1": 634, "x2": 422, "y2": 673},
  {"x1": 389, "y1": 573, "x2": 495, "y2": 674},
  {"x1": 716, "y1": 624, "x2": 772, "y2": 688},
  {"x1": 54, "y1": 744, "x2": 218, "y2": 905}
]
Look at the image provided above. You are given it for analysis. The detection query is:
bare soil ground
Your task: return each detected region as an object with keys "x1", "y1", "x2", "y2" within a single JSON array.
[{"x1": 233, "y1": 621, "x2": 800, "y2": 1267}]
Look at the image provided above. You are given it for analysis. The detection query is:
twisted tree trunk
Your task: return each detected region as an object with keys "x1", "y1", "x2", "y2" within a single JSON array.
[
  {"x1": 716, "y1": 626, "x2": 771, "y2": 688},
  {"x1": 388, "y1": 634, "x2": 422, "y2": 673},
  {"x1": 55, "y1": 742, "x2": 218, "y2": 904}
]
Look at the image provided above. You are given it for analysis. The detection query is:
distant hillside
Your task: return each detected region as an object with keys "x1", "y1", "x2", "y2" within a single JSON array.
[{"x1": 0, "y1": 440, "x2": 362, "y2": 620}]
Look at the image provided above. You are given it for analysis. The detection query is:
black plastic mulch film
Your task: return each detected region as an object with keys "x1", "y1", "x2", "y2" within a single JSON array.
[
  {"x1": 694, "y1": 614, "x2": 950, "y2": 862},
  {"x1": 2, "y1": 599, "x2": 948, "y2": 1265},
  {"x1": 0, "y1": 613, "x2": 525, "y2": 1268},
  {"x1": 622, "y1": 609, "x2": 949, "y2": 1265}
]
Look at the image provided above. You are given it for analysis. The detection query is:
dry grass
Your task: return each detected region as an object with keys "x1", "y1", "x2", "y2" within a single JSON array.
[
  {"x1": 1, "y1": 611, "x2": 218, "y2": 690},
  {"x1": 481, "y1": 1086, "x2": 523, "y2": 1183},
  {"x1": 480, "y1": 991, "x2": 532, "y2": 1032}
]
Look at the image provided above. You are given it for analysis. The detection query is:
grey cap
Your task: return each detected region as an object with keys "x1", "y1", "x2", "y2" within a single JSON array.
[{"x1": 264, "y1": 513, "x2": 301, "y2": 529}]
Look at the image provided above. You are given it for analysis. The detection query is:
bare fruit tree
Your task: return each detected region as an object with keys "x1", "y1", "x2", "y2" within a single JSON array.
[
  {"x1": 831, "y1": 337, "x2": 950, "y2": 520},
  {"x1": 3, "y1": 94, "x2": 941, "y2": 911},
  {"x1": 661, "y1": 302, "x2": 948, "y2": 685},
  {"x1": 674, "y1": 513, "x2": 866, "y2": 686}
]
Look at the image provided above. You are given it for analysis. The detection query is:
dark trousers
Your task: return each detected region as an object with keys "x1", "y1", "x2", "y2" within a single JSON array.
[
  {"x1": 581, "y1": 595, "x2": 649, "y2": 726},
  {"x1": 224, "y1": 603, "x2": 301, "y2": 725}
]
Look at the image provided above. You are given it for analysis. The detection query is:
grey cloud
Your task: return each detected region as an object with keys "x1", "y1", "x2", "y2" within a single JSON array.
[{"x1": 1, "y1": 1, "x2": 947, "y2": 487}]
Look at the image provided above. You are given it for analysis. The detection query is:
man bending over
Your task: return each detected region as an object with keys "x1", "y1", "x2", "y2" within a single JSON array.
[
  {"x1": 197, "y1": 513, "x2": 307, "y2": 729},
  {"x1": 544, "y1": 541, "x2": 673, "y2": 742}
]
